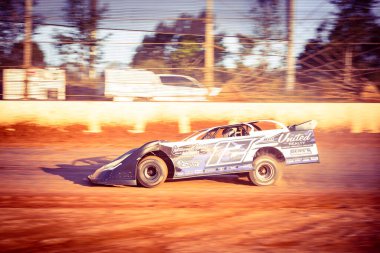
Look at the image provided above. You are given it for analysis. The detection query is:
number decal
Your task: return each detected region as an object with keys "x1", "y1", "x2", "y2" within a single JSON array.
[{"x1": 206, "y1": 140, "x2": 252, "y2": 166}]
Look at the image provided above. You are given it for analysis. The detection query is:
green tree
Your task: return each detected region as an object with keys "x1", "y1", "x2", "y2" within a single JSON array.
[
  {"x1": 54, "y1": 0, "x2": 109, "y2": 78},
  {"x1": 239, "y1": 0, "x2": 286, "y2": 71},
  {"x1": 8, "y1": 41, "x2": 45, "y2": 67},
  {"x1": 224, "y1": 1, "x2": 286, "y2": 100},
  {"x1": 297, "y1": 0, "x2": 380, "y2": 94},
  {"x1": 234, "y1": 34, "x2": 255, "y2": 68},
  {"x1": 0, "y1": 0, "x2": 44, "y2": 67},
  {"x1": 131, "y1": 11, "x2": 226, "y2": 81},
  {"x1": 0, "y1": 0, "x2": 45, "y2": 99}
]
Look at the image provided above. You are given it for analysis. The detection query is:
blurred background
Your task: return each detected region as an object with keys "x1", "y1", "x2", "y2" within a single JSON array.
[{"x1": 1, "y1": 0, "x2": 379, "y2": 102}]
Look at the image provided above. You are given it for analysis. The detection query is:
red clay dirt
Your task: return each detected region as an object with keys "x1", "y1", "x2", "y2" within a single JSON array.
[{"x1": 0, "y1": 122, "x2": 379, "y2": 252}]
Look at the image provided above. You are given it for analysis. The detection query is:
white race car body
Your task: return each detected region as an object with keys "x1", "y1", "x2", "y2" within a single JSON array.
[{"x1": 89, "y1": 120, "x2": 319, "y2": 186}]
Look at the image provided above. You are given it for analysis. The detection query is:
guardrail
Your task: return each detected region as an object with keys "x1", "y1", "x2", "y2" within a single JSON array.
[{"x1": 0, "y1": 101, "x2": 379, "y2": 133}]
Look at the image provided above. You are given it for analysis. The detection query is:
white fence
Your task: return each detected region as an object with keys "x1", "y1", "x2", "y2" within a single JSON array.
[{"x1": 0, "y1": 101, "x2": 379, "y2": 133}]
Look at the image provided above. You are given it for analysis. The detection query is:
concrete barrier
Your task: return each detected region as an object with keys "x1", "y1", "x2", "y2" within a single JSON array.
[{"x1": 0, "y1": 101, "x2": 379, "y2": 133}]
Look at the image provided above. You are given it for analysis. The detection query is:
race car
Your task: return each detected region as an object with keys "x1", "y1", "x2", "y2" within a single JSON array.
[{"x1": 88, "y1": 120, "x2": 319, "y2": 188}]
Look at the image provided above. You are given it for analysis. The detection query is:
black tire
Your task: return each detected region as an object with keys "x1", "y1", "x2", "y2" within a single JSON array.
[
  {"x1": 137, "y1": 156, "x2": 168, "y2": 188},
  {"x1": 248, "y1": 155, "x2": 283, "y2": 186}
]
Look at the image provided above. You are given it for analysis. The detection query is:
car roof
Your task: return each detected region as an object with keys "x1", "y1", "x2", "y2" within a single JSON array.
[{"x1": 194, "y1": 120, "x2": 284, "y2": 132}]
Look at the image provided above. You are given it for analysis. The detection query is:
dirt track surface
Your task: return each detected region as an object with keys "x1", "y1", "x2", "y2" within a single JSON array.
[{"x1": 0, "y1": 128, "x2": 379, "y2": 252}]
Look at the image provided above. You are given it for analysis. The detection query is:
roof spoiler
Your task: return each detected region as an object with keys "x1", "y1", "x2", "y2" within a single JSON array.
[{"x1": 288, "y1": 120, "x2": 317, "y2": 131}]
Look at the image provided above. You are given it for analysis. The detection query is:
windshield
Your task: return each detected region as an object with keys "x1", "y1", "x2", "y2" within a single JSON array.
[
  {"x1": 182, "y1": 129, "x2": 208, "y2": 141},
  {"x1": 182, "y1": 124, "x2": 252, "y2": 141},
  {"x1": 249, "y1": 121, "x2": 285, "y2": 131},
  {"x1": 160, "y1": 76, "x2": 202, "y2": 88}
]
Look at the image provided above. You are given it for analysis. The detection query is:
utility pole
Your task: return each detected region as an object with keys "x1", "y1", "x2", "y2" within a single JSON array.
[
  {"x1": 24, "y1": 0, "x2": 33, "y2": 99},
  {"x1": 204, "y1": 0, "x2": 214, "y2": 90},
  {"x1": 286, "y1": 0, "x2": 295, "y2": 91},
  {"x1": 89, "y1": 0, "x2": 97, "y2": 80}
]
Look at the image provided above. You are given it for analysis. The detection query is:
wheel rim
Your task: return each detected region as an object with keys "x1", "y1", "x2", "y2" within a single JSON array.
[
  {"x1": 255, "y1": 163, "x2": 275, "y2": 182},
  {"x1": 143, "y1": 163, "x2": 160, "y2": 181}
]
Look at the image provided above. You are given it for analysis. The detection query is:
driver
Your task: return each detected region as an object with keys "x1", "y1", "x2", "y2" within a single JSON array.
[{"x1": 222, "y1": 128, "x2": 235, "y2": 138}]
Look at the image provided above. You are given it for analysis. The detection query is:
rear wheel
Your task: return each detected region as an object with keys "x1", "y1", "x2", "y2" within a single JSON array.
[
  {"x1": 248, "y1": 155, "x2": 283, "y2": 186},
  {"x1": 137, "y1": 156, "x2": 168, "y2": 188}
]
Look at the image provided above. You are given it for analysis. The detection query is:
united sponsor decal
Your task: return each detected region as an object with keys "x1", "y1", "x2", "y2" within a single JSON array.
[
  {"x1": 278, "y1": 131, "x2": 313, "y2": 146},
  {"x1": 260, "y1": 130, "x2": 314, "y2": 147}
]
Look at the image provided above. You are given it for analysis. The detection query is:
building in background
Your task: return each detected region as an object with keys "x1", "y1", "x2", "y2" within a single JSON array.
[{"x1": 3, "y1": 68, "x2": 66, "y2": 100}]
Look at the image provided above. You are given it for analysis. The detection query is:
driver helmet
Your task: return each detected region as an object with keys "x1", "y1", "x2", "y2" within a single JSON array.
[{"x1": 222, "y1": 128, "x2": 235, "y2": 138}]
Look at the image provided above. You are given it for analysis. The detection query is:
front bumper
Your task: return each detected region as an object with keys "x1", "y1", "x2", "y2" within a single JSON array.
[
  {"x1": 87, "y1": 141, "x2": 163, "y2": 187},
  {"x1": 88, "y1": 175, "x2": 137, "y2": 186},
  {"x1": 88, "y1": 161, "x2": 137, "y2": 186},
  {"x1": 88, "y1": 170, "x2": 137, "y2": 186}
]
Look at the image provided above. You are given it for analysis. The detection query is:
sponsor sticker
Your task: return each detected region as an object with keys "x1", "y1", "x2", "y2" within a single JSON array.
[
  {"x1": 278, "y1": 131, "x2": 314, "y2": 147},
  {"x1": 260, "y1": 130, "x2": 315, "y2": 147},
  {"x1": 286, "y1": 155, "x2": 319, "y2": 164},
  {"x1": 176, "y1": 160, "x2": 201, "y2": 169},
  {"x1": 171, "y1": 144, "x2": 208, "y2": 156},
  {"x1": 290, "y1": 147, "x2": 312, "y2": 156}
]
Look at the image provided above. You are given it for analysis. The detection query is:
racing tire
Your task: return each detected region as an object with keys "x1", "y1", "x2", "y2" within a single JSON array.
[
  {"x1": 248, "y1": 155, "x2": 283, "y2": 186},
  {"x1": 137, "y1": 156, "x2": 168, "y2": 188}
]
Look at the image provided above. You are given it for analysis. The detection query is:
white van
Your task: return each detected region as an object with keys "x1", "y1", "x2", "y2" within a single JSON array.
[{"x1": 104, "y1": 69, "x2": 220, "y2": 101}]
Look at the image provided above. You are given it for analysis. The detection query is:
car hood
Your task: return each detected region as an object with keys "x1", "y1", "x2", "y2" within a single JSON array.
[{"x1": 88, "y1": 140, "x2": 165, "y2": 185}]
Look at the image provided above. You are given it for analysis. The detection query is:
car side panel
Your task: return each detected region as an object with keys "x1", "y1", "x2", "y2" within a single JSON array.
[
  {"x1": 256, "y1": 130, "x2": 320, "y2": 165},
  {"x1": 159, "y1": 137, "x2": 258, "y2": 178},
  {"x1": 160, "y1": 129, "x2": 319, "y2": 179}
]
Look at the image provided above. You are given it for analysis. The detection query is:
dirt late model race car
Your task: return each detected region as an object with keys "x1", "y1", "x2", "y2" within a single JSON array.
[{"x1": 88, "y1": 120, "x2": 319, "y2": 188}]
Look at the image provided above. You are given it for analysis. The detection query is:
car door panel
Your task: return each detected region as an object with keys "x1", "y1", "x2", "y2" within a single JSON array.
[{"x1": 160, "y1": 137, "x2": 256, "y2": 178}]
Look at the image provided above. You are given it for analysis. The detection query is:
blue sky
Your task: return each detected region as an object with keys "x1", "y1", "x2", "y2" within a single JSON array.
[{"x1": 33, "y1": 0, "x2": 337, "y2": 68}]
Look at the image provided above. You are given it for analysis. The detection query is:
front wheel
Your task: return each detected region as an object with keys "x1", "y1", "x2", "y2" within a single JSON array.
[
  {"x1": 137, "y1": 156, "x2": 168, "y2": 188},
  {"x1": 248, "y1": 155, "x2": 283, "y2": 186}
]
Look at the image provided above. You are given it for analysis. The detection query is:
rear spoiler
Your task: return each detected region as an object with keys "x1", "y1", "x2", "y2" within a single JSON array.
[{"x1": 288, "y1": 120, "x2": 317, "y2": 131}]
